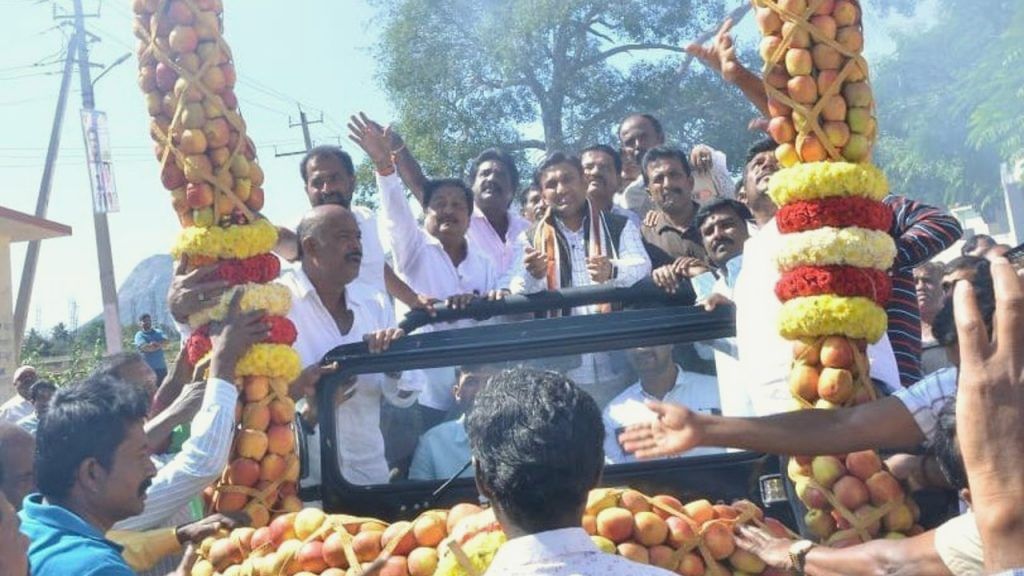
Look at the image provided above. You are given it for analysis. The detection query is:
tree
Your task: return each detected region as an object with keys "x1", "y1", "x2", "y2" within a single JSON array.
[
  {"x1": 872, "y1": 0, "x2": 1016, "y2": 217},
  {"x1": 373, "y1": 0, "x2": 763, "y2": 181}
]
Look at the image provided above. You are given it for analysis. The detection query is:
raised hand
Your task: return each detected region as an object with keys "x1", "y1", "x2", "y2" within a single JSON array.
[
  {"x1": 685, "y1": 18, "x2": 742, "y2": 84},
  {"x1": 168, "y1": 254, "x2": 230, "y2": 322},
  {"x1": 524, "y1": 247, "x2": 549, "y2": 279},
  {"x1": 652, "y1": 265, "x2": 682, "y2": 294},
  {"x1": 347, "y1": 112, "x2": 393, "y2": 171},
  {"x1": 617, "y1": 401, "x2": 704, "y2": 459},
  {"x1": 364, "y1": 328, "x2": 405, "y2": 354}
]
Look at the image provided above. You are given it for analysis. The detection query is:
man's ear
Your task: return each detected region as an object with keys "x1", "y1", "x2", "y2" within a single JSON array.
[
  {"x1": 77, "y1": 458, "x2": 106, "y2": 495},
  {"x1": 473, "y1": 458, "x2": 492, "y2": 501},
  {"x1": 960, "y1": 488, "x2": 972, "y2": 507},
  {"x1": 299, "y1": 236, "x2": 317, "y2": 260}
]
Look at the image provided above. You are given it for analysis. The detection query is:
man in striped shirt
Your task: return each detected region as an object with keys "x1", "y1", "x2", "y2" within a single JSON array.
[{"x1": 884, "y1": 195, "x2": 962, "y2": 387}]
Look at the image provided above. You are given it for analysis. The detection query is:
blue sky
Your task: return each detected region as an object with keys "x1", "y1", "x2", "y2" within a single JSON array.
[{"x1": 1, "y1": 0, "x2": 930, "y2": 331}]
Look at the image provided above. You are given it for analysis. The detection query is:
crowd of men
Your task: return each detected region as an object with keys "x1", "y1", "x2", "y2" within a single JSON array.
[{"x1": 2, "y1": 19, "x2": 1023, "y2": 576}]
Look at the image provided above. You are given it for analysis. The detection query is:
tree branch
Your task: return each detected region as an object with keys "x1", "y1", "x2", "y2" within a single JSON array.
[
  {"x1": 586, "y1": 25, "x2": 615, "y2": 44},
  {"x1": 677, "y1": 2, "x2": 753, "y2": 78},
  {"x1": 507, "y1": 139, "x2": 547, "y2": 151},
  {"x1": 581, "y1": 43, "x2": 688, "y2": 68}
]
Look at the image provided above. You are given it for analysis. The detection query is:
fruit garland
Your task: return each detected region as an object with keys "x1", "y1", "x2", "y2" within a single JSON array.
[
  {"x1": 755, "y1": 0, "x2": 924, "y2": 544},
  {"x1": 132, "y1": 0, "x2": 301, "y2": 530}
]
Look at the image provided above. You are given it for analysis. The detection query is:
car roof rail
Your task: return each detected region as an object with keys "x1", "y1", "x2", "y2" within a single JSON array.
[{"x1": 397, "y1": 278, "x2": 696, "y2": 333}]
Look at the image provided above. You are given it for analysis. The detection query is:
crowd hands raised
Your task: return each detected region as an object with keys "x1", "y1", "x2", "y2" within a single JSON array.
[{"x1": 3, "y1": 15, "x2": 1023, "y2": 576}]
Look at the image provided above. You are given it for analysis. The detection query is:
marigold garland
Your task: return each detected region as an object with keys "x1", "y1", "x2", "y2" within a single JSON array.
[
  {"x1": 187, "y1": 283, "x2": 292, "y2": 328},
  {"x1": 185, "y1": 316, "x2": 297, "y2": 365},
  {"x1": 777, "y1": 197, "x2": 893, "y2": 234},
  {"x1": 171, "y1": 219, "x2": 278, "y2": 261},
  {"x1": 214, "y1": 253, "x2": 281, "y2": 286},
  {"x1": 774, "y1": 227, "x2": 896, "y2": 272},
  {"x1": 768, "y1": 162, "x2": 889, "y2": 206},
  {"x1": 779, "y1": 295, "x2": 888, "y2": 342},
  {"x1": 776, "y1": 265, "x2": 892, "y2": 307},
  {"x1": 234, "y1": 343, "x2": 301, "y2": 382}
]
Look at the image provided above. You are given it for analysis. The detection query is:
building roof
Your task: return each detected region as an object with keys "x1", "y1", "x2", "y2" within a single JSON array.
[{"x1": 0, "y1": 205, "x2": 72, "y2": 242}]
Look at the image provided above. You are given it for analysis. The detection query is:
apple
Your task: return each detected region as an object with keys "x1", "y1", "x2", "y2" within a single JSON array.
[
  {"x1": 250, "y1": 162, "x2": 265, "y2": 187},
  {"x1": 837, "y1": 26, "x2": 864, "y2": 53},
  {"x1": 677, "y1": 552, "x2": 704, "y2": 576},
  {"x1": 817, "y1": 367, "x2": 854, "y2": 404},
  {"x1": 795, "y1": 477, "x2": 830, "y2": 510},
  {"x1": 168, "y1": 25, "x2": 198, "y2": 54},
  {"x1": 167, "y1": 0, "x2": 194, "y2": 25},
  {"x1": 834, "y1": 475, "x2": 870, "y2": 510},
  {"x1": 785, "y1": 48, "x2": 813, "y2": 76},
  {"x1": 779, "y1": 0, "x2": 808, "y2": 14},
  {"x1": 244, "y1": 501, "x2": 269, "y2": 528},
  {"x1": 596, "y1": 507, "x2": 634, "y2": 543},
  {"x1": 730, "y1": 548, "x2": 767, "y2": 573},
  {"x1": 179, "y1": 129, "x2": 208, "y2": 155},
  {"x1": 412, "y1": 513, "x2": 446, "y2": 548},
  {"x1": 208, "y1": 538, "x2": 243, "y2": 571},
  {"x1": 847, "y1": 107, "x2": 874, "y2": 134},
  {"x1": 787, "y1": 75, "x2": 818, "y2": 104},
  {"x1": 322, "y1": 531, "x2": 350, "y2": 569},
  {"x1": 833, "y1": 0, "x2": 860, "y2": 26},
  {"x1": 843, "y1": 133, "x2": 871, "y2": 162},
  {"x1": 221, "y1": 63, "x2": 237, "y2": 88},
  {"x1": 381, "y1": 521, "x2": 417, "y2": 556},
  {"x1": 650, "y1": 494, "x2": 684, "y2": 519},
  {"x1": 620, "y1": 489, "x2": 651, "y2": 514},
  {"x1": 665, "y1": 515, "x2": 697, "y2": 548},
  {"x1": 782, "y1": 21, "x2": 811, "y2": 49},
  {"x1": 296, "y1": 540, "x2": 328, "y2": 573},
  {"x1": 212, "y1": 489, "x2": 246, "y2": 513},
  {"x1": 813, "y1": 0, "x2": 836, "y2": 15},
  {"x1": 243, "y1": 403, "x2": 271, "y2": 431},
  {"x1": 702, "y1": 520, "x2": 735, "y2": 560},
  {"x1": 804, "y1": 508, "x2": 835, "y2": 540},
  {"x1": 237, "y1": 429, "x2": 269, "y2": 460},
  {"x1": 227, "y1": 457, "x2": 261, "y2": 487},
  {"x1": 765, "y1": 114, "x2": 794, "y2": 143},
  {"x1": 446, "y1": 503, "x2": 483, "y2": 534},
  {"x1": 154, "y1": 62, "x2": 178, "y2": 92},
  {"x1": 351, "y1": 530, "x2": 383, "y2": 562},
  {"x1": 810, "y1": 14, "x2": 837, "y2": 40},
  {"x1": 822, "y1": 95, "x2": 848, "y2": 122},
  {"x1": 767, "y1": 97, "x2": 792, "y2": 118},
  {"x1": 201, "y1": 65, "x2": 227, "y2": 94},
  {"x1": 866, "y1": 471, "x2": 905, "y2": 506},
  {"x1": 267, "y1": 424, "x2": 295, "y2": 456},
  {"x1": 161, "y1": 159, "x2": 187, "y2": 190},
  {"x1": 789, "y1": 363, "x2": 820, "y2": 403},
  {"x1": 845, "y1": 451, "x2": 883, "y2": 481},
  {"x1": 775, "y1": 143, "x2": 800, "y2": 167},
  {"x1": 760, "y1": 35, "x2": 784, "y2": 63},
  {"x1": 185, "y1": 182, "x2": 213, "y2": 209},
  {"x1": 755, "y1": 7, "x2": 783, "y2": 35},
  {"x1": 194, "y1": 10, "x2": 220, "y2": 40},
  {"x1": 259, "y1": 453, "x2": 286, "y2": 482},
  {"x1": 192, "y1": 207, "x2": 215, "y2": 228},
  {"x1": 633, "y1": 511, "x2": 669, "y2": 546},
  {"x1": 812, "y1": 44, "x2": 842, "y2": 70},
  {"x1": 812, "y1": 455, "x2": 847, "y2": 489},
  {"x1": 269, "y1": 397, "x2": 296, "y2": 425},
  {"x1": 797, "y1": 133, "x2": 827, "y2": 162},
  {"x1": 846, "y1": 58, "x2": 869, "y2": 81},
  {"x1": 818, "y1": 70, "x2": 841, "y2": 96},
  {"x1": 765, "y1": 65, "x2": 790, "y2": 90},
  {"x1": 682, "y1": 499, "x2": 715, "y2": 524},
  {"x1": 294, "y1": 507, "x2": 327, "y2": 540}
]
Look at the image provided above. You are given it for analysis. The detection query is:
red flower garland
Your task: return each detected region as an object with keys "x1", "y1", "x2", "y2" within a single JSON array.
[
  {"x1": 777, "y1": 197, "x2": 892, "y2": 234},
  {"x1": 214, "y1": 253, "x2": 281, "y2": 286},
  {"x1": 775, "y1": 265, "x2": 892, "y2": 307},
  {"x1": 185, "y1": 315, "x2": 297, "y2": 365}
]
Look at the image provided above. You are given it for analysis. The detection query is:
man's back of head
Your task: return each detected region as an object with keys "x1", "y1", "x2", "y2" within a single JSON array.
[{"x1": 466, "y1": 368, "x2": 604, "y2": 535}]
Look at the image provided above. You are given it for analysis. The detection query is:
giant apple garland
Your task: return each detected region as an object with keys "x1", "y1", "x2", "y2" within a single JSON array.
[
  {"x1": 132, "y1": 0, "x2": 302, "y2": 529},
  {"x1": 755, "y1": 0, "x2": 925, "y2": 544}
]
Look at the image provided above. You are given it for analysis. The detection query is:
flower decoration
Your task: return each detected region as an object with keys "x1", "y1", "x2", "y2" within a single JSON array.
[
  {"x1": 776, "y1": 265, "x2": 891, "y2": 307},
  {"x1": 774, "y1": 227, "x2": 896, "y2": 272},
  {"x1": 768, "y1": 162, "x2": 889, "y2": 206},
  {"x1": 185, "y1": 316, "x2": 297, "y2": 365},
  {"x1": 187, "y1": 283, "x2": 292, "y2": 329},
  {"x1": 779, "y1": 295, "x2": 888, "y2": 342},
  {"x1": 234, "y1": 343, "x2": 301, "y2": 382},
  {"x1": 215, "y1": 253, "x2": 281, "y2": 286},
  {"x1": 777, "y1": 197, "x2": 892, "y2": 234},
  {"x1": 171, "y1": 219, "x2": 278, "y2": 260}
]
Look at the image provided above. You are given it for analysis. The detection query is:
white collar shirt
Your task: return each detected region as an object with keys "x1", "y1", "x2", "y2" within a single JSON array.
[
  {"x1": 279, "y1": 266, "x2": 422, "y2": 486},
  {"x1": 486, "y1": 527, "x2": 676, "y2": 575},
  {"x1": 602, "y1": 366, "x2": 725, "y2": 464},
  {"x1": 732, "y1": 218, "x2": 901, "y2": 416},
  {"x1": 892, "y1": 366, "x2": 958, "y2": 444},
  {"x1": 0, "y1": 395, "x2": 33, "y2": 424},
  {"x1": 289, "y1": 205, "x2": 387, "y2": 296},
  {"x1": 467, "y1": 206, "x2": 531, "y2": 278},
  {"x1": 378, "y1": 173, "x2": 501, "y2": 325}
]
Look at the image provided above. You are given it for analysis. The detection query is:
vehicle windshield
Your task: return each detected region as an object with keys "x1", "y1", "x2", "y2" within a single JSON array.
[{"x1": 319, "y1": 315, "x2": 750, "y2": 488}]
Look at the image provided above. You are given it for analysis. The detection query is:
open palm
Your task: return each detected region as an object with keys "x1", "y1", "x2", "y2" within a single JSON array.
[{"x1": 617, "y1": 401, "x2": 703, "y2": 459}]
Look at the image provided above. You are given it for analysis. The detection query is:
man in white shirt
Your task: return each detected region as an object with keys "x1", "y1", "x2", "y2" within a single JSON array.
[
  {"x1": 603, "y1": 345, "x2": 722, "y2": 464},
  {"x1": 508, "y1": 151, "x2": 652, "y2": 406},
  {"x1": 113, "y1": 294, "x2": 268, "y2": 532},
  {"x1": 281, "y1": 204, "x2": 420, "y2": 486},
  {"x1": 0, "y1": 366, "x2": 38, "y2": 424},
  {"x1": 464, "y1": 149, "x2": 532, "y2": 278},
  {"x1": 468, "y1": 368, "x2": 675, "y2": 576}
]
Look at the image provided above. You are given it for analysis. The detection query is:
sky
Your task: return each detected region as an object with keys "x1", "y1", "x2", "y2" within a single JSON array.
[{"x1": 0, "y1": 0, "x2": 932, "y2": 332}]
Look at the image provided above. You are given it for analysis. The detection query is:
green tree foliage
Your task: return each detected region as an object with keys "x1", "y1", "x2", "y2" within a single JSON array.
[
  {"x1": 873, "y1": 0, "x2": 1016, "y2": 216},
  {"x1": 373, "y1": 0, "x2": 764, "y2": 182}
]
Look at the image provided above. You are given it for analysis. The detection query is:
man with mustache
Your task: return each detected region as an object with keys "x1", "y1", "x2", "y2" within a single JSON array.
[
  {"x1": 464, "y1": 148, "x2": 532, "y2": 278},
  {"x1": 509, "y1": 152, "x2": 651, "y2": 406},
  {"x1": 580, "y1": 145, "x2": 640, "y2": 226},
  {"x1": 520, "y1": 182, "x2": 545, "y2": 224},
  {"x1": 736, "y1": 139, "x2": 780, "y2": 231},
  {"x1": 350, "y1": 116, "x2": 502, "y2": 427},
  {"x1": 280, "y1": 204, "x2": 418, "y2": 485},
  {"x1": 19, "y1": 374, "x2": 158, "y2": 576},
  {"x1": 640, "y1": 146, "x2": 708, "y2": 277},
  {"x1": 603, "y1": 345, "x2": 722, "y2": 464}
]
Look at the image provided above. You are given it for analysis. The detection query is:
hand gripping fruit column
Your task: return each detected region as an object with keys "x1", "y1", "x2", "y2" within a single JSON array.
[
  {"x1": 754, "y1": 0, "x2": 924, "y2": 544},
  {"x1": 131, "y1": 0, "x2": 302, "y2": 530}
]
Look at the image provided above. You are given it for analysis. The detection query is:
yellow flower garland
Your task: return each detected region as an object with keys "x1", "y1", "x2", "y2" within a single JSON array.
[
  {"x1": 187, "y1": 283, "x2": 292, "y2": 328},
  {"x1": 768, "y1": 162, "x2": 889, "y2": 206},
  {"x1": 779, "y1": 295, "x2": 888, "y2": 342},
  {"x1": 774, "y1": 227, "x2": 896, "y2": 272},
  {"x1": 171, "y1": 219, "x2": 278, "y2": 260},
  {"x1": 234, "y1": 343, "x2": 301, "y2": 382}
]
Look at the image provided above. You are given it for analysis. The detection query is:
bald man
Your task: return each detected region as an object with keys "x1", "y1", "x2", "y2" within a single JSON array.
[
  {"x1": 1, "y1": 366, "x2": 38, "y2": 424},
  {"x1": 278, "y1": 205, "x2": 422, "y2": 486},
  {"x1": 0, "y1": 422, "x2": 35, "y2": 510}
]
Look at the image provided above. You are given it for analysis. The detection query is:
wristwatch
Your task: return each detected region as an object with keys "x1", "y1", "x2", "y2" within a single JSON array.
[{"x1": 789, "y1": 539, "x2": 815, "y2": 575}]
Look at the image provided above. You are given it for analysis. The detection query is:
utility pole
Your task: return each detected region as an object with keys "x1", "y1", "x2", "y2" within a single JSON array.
[
  {"x1": 275, "y1": 106, "x2": 323, "y2": 157},
  {"x1": 69, "y1": 0, "x2": 122, "y2": 354},
  {"x1": 12, "y1": 32, "x2": 77, "y2": 355}
]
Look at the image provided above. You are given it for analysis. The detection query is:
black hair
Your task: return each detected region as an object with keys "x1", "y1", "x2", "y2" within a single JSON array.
[
  {"x1": 535, "y1": 151, "x2": 584, "y2": 183},
  {"x1": 744, "y1": 138, "x2": 779, "y2": 167},
  {"x1": 299, "y1": 145, "x2": 355, "y2": 183},
  {"x1": 961, "y1": 233, "x2": 995, "y2": 256},
  {"x1": 29, "y1": 380, "x2": 56, "y2": 402},
  {"x1": 931, "y1": 401, "x2": 967, "y2": 491},
  {"x1": 518, "y1": 181, "x2": 540, "y2": 206},
  {"x1": 138, "y1": 314, "x2": 151, "y2": 322},
  {"x1": 467, "y1": 148, "x2": 520, "y2": 192},
  {"x1": 581, "y1": 144, "x2": 623, "y2": 175},
  {"x1": 96, "y1": 351, "x2": 146, "y2": 380},
  {"x1": 466, "y1": 369, "x2": 604, "y2": 533},
  {"x1": 694, "y1": 198, "x2": 754, "y2": 231},
  {"x1": 422, "y1": 178, "x2": 474, "y2": 215},
  {"x1": 933, "y1": 257, "x2": 995, "y2": 347},
  {"x1": 641, "y1": 145, "x2": 692, "y2": 185},
  {"x1": 619, "y1": 113, "x2": 664, "y2": 140},
  {"x1": 35, "y1": 374, "x2": 150, "y2": 501}
]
